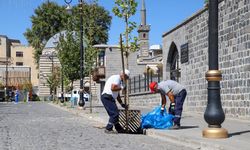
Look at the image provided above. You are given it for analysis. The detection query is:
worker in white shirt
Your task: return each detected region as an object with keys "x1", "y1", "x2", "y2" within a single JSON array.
[{"x1": 101, "y1": 69, "x2": 130, "y2": 134}]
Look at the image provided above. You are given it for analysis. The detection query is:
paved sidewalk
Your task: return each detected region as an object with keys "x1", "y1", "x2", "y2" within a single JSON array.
[{"x1": 50, "y1": 101, "x2": 250, "y2": 150}]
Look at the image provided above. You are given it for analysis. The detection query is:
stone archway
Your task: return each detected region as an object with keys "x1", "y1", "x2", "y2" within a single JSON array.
[
  {"x1": 167, "y1": 42, "x2": 180, "y2": 82},
  {"x1": 38, "y1": 31, "x2": 65, "y2": 99}
]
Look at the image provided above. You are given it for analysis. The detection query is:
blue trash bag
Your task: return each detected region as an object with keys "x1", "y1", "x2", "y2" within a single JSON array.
[{"x1": 141, "y1": 105, "x2": 174, "y2": 129}]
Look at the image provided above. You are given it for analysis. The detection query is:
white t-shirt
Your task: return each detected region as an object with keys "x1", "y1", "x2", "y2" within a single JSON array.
[{"x1": 102, "y1": 75, "x2": 122, "y2": 99}]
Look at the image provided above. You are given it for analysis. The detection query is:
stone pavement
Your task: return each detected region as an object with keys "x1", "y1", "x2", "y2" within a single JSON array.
[{"x1": 51, "y1": 101, "x2": 250, "y2": 150}]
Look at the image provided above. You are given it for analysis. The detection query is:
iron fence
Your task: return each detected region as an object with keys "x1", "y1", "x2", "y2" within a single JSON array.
[{"x1": 128, "y1": 72, "x2": 162, "y2": 94}]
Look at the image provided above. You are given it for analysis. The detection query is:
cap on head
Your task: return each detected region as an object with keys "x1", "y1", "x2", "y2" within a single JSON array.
[
  {"x1": 121, "y1": 69, "x2": 130, "y2": 78},
  {"x1": 149, "y1": 82, "x2": 157, "y2": 93}
]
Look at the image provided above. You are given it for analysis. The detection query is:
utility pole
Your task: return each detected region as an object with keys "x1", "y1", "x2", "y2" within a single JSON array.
[{"x1": 5, "y1": 57, "x2": 8, "y2": 101}]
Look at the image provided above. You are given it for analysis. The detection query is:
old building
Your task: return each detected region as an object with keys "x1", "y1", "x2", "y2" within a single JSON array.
[
  {"x1": 137, "y1": 0, "x2": 150, "y2": 58},
  {"x1": 137, "y1": 0, "x2": 163, "y2": 73},
  {"x1": 92, "y1": 44, "x2": 146, "y2": 103},
  {"x1": 38, "y1": 31, "x2": 90, "y2": 100},
  {"x1": 0, "y1": 35, "x2": 38, "y2": 89},
  {"x1": 38, "y1": 32, "x2": 61, "y2": 99},
  {"x1": 129, "y1": 0, "x2": 250, "y2": 119},
  {"x1": 162, "y1": 0, "x2": 250, "y2": 119},
  {"x1": 11, "y1": 45, "x2": 39, "y2": 87},
  {"x1": 92, "y1": 0, "x2": 163, "y2": 103}
]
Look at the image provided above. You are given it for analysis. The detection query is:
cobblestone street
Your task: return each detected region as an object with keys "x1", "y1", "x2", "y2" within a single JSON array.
[{"x1": 0, "y1": 102, "x2": 192, "y2": 150}]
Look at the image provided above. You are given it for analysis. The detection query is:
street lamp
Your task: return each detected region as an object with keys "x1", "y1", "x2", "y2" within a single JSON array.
[
  {"x1": 5, "y1": 57, "x2": 9, "y2": 101},
  {"x1": 64, "y1": 0, "x2": 85, "y2": 107},
  {"x1": 4, "y1": 57, "x2": 12, "y2": 101},
  {"x1": 60, "y1": 65, "x2": 64, "y2": 103},
  {"x1": 203, "y1": 0, "x2": 228, "y2": 138},
  {"x1": 45, "y1": 51, "x2": 57, "y2": 101}
]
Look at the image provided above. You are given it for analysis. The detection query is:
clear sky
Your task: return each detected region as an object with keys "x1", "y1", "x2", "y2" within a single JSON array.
[{"x1": 0, "y1": 0, "x2": 205, "y2": 46}]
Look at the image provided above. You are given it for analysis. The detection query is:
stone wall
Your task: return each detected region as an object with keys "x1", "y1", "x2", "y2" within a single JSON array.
[
  {"x1": 128, "y1": 0, "x2": 250, "y2": 120},
  {"x1": 161, "y1": 0, "x2": 250, "y2": 119},
  {"x1": 129, "y1": 92, "x2": 161, "y2": 107},
  {"x1": 105, "y1": 46, "x2": 146, "y2": 79},
  {"x1": 95, "y1": 46, "x2": 146, "y2": 103},
  {"x1": 218, "y1": 0, "x2": 250, "y2": 118},
  {"x1": 38, "y1": 49, "x2": 61, "y2": 99}
]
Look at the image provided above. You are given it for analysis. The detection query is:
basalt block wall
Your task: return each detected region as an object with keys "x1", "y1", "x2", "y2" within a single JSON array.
[{"x1": 129, "y1": 0, "x2": 250, "y2": 120}]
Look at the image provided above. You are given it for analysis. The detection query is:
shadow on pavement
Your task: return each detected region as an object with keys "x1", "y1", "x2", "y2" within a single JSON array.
[
  {"x1": 229, "y1": 130, "x2": 250, "y2": 137},
  {"x1": 84, "y1": 105, "x2": 104, "y2": 108},
  {"x1": 180, "y1": 125, "x2": 199, "y2": 129}
]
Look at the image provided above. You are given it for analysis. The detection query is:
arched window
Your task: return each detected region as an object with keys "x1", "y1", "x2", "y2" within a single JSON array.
[{"x1": 167, "y1": 42, "x2": 180, "y2": 81}]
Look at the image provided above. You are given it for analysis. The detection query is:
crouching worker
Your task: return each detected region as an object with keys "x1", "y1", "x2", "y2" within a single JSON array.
[
  {"x1": 149, "y1": 80, "x2": 187, "y2": 129},
  {"x1": 101, "y1": 69, "x2": 130, "y2": 134}
]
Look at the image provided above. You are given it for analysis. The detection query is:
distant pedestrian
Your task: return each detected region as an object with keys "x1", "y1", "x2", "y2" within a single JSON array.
[
  {"x1": 101, "y1": 69, "x2": 130, "y2": 134},
  {"x1": 15, "y1": 89, "x2": 19, "y2": 104},
  {"x1": 11, "y1": 91, "x2": 15, "y2": 101},
  {"x1": 149, "y1": 80, "x2": 187, "y2": 129},
  {"x1": 70, "y1": 96, "x2": 77, "y2": 107},
  {"x1": 29, "y1": 90, "x2": 32, "y2": 101},
  {"x1": 27, "y1": 91, "x2": 29, "y2": 102},
  {"x1": 8, "y1": 90, "x2": 12, "y2": 98}
]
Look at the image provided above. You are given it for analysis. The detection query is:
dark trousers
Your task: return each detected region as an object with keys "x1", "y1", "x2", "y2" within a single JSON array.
[
  {"x1": 168, "y1": 89, "x2": 187, "y2": 126},
  {"x1": 101, "y1": 94, "x2": 124, "y2": 132}
]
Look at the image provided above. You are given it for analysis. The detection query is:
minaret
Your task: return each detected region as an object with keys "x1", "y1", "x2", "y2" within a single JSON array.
[
  {"x1": 138, "y1": 0, "x2": 150, "y2": 57},
  {"x1": 141, "y1": 0, "x2": 146, "y2": 25}
]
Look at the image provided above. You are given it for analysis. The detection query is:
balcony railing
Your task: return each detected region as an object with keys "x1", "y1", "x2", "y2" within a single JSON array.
[{"x1": 92, "y1": 66, "x2": 105, "y2": 82}]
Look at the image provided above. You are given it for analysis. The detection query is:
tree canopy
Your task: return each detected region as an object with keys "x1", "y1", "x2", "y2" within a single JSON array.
[
  {"x1": 24, "y1": 1, "x2": 69, "y2": 66},
  {"x1": 112, "y1": 0, "x2": 138, "y2": 66},
  {"x1": 112, "y1": 0, "x2": 138, "y2": 106},
  {"x1": 25, "y1": 1, "x2": 112, "y2": 88},
  {"x1": 57, "y1": 32, "x2": 80, "y2": 87},
  {"x1": 56, "y1": 1, "x2": 112, "y2": 87},
  {"x1": 24, "y1": 1, "x2": 112, "y2": 69}
]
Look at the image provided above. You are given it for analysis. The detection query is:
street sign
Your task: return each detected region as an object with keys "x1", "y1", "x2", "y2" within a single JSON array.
[{"x1": 180, "y1": 43, "x2": 189, "y2": 64}]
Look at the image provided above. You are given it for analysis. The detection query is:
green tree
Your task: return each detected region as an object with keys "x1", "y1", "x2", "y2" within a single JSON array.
[
  {"x1": 24, "y1": 1, "x2": 69, "y2": 67},
  {"x1": 46, "y1": 66, "x2": 61, "y2": 101},
  {"x1": 112, "y1": 0, "x2": 138, "y2": 107},
  {"x1": 204, "y1": 0, "x2": 209, "y2": 7},
  {"x1": 57, "y1": 32, "x2": 80, "y2": 89},
  {"x1": 0, "y1": 81, "x2": 4, "y2": 89},
  {"x1": 83, "y1": 2, "x2": 111, "y2": 75},
  {"x1": 57, "y1": 1, "x2": 112, "y2": 87},
  {"x1": 22, "y1": 81, "x2": 33, "y2": 102},
  {"x1": 25, "y1": 0, "x2": 111, "y2": 94},
  {"x1": 112, "y1": 0, "x2": 138, "y2": 68},
  {"x1": 63, "y1": 77, "x2": 71, "y2": 93},
  {"x1": 22, "y1": 81, "x2": 33, "y2": 92}
]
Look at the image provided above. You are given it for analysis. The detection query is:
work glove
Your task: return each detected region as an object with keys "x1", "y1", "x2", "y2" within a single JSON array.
[
  {"x1": 121, "y1": 103, "x2": 129, "y2": 109},
  {"x1": 160, "y1": 107, "x2": 165, "y2": 116},
  {"x1": 170, "y1": 103, "x2": 175, "y2": 112}
]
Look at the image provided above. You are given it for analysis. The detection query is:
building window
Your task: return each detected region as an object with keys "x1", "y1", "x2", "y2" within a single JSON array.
[
  {"x1": 16, "y1": 62, "x2": 23, "y2": 66},
  {"x1": 98, "y1": 51, "x2": 105, "y2": 66},
  {"x1": 16, "y1": 51, "x2": 23, "y2": 57}
]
